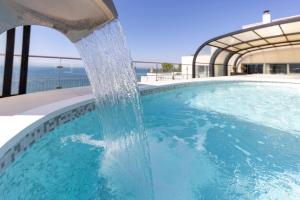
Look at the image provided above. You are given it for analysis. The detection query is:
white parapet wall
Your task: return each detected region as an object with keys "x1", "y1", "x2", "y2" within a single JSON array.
[
  {"x1": 141, "y1": 72, "x2": 187, "y2": 83},
  {"x1": 181, "y1": 54, "x2": 212, "y2": 78},
  {"x1": 141, "y1": 73, "x2": 157, "y2": 82},
  {"x1": 181, "y1": 46, "x2": 218, "y2": 78},
  {"x1": 181, "y1": 56, "x2": 194, "y2": 79}
]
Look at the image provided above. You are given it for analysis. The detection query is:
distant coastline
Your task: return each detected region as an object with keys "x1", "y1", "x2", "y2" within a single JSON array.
[{"x1": 0, "y1": 66, "x2": 149, "y2": 94}]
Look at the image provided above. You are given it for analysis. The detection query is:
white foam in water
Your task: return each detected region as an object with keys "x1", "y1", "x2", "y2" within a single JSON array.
[
  {"x1": 228, "y1": 170, "x2": 300, "y2": 199},
  {"x1": 191, "y1": 121, "x2": 213, "y2": 152},
  {"x1": 188, "y1": 82, "x2": 300, "y2": 135},
  {"x1": 255, "y1": 172, "x2": 300, "y2": 200},
  {"x1": 234, "y1": 145, "x2": 251, "y2": 157},
  {"x1": 75, "y1": 20, "x2": 153, "y2": 199},
  {"x1": 61, "y1": 134, "x2": 105, "y2": 148}
]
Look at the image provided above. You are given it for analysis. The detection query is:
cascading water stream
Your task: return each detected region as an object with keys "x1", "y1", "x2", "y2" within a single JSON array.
[{"x1": 75, "y1": 20, "x2": 154, "y2": 199}]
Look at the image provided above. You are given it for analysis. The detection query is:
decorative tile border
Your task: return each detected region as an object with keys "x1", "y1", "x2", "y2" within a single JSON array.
[
  {"x1": 140, "y1": 83, "x2": 191, "y2": 96},
  {"x1": 0, "y1": 103, "x2": 95, "y2": 173},
  {"x1": 140, "y1": 79, "x2": 300, "y2": 96}
]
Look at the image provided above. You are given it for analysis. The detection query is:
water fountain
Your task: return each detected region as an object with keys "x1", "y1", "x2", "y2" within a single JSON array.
[{"x1": 0, "y1": 0, "x2": 153, "y2": 199}]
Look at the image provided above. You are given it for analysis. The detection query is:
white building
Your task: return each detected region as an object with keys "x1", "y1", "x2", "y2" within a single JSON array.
[
  {"x1": 183, "y1": 11, "x2": 300, "y2": 77},
  {"x1": 181, "y1": 47, "x2": 216, "y2": 79}
]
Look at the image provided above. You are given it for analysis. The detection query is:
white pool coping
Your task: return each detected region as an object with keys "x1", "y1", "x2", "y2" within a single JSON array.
[{"x1": 1, "y1": 74, "x2": 300, "y2": 160}]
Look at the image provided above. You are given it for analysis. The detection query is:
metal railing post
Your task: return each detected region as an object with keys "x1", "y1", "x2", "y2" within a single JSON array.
[
  {"x1": 156, "y1": 64, "x2": 158, "y2": 81},
  {"x1": 2, "y1": 28, "x2": 15, "y2": 97},
  {"x1": 186, "y1": 65, "x2": 188, "y2": 80},
  {"x1": 172, "y1": 65, "x2": 174, "y2": 80},
  {"x1": 56, "y1": 58, "x2": 63, "y2": 89}
]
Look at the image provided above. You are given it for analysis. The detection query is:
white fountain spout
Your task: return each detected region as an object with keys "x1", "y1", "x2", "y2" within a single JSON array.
[{"x1": 0, "y1": 0, "x2": 118, "y2": 42}]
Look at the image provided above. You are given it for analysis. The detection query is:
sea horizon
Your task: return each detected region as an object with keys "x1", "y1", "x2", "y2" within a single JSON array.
[{"x1": 0, "y1": 65, "x2": 149, "y2": 94}]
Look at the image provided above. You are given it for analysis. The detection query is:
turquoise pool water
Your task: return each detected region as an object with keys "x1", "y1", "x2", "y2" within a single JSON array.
[{"x1": 1, "y1": 81, "x2": 300, "y2": 199}]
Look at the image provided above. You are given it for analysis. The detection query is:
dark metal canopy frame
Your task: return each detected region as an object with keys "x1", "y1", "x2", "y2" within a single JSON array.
[
  {"x1": 1, "y1": 26, "x2": 31, "y2": 97},
  {"x1": 192, "y1": 16, "x2": 300, "y2": 78}
]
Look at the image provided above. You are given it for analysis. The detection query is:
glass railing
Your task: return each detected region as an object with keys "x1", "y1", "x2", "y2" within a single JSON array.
[
  {"x1": 25, "y1": 56, "x2": 89, "y2": 93},
  {"x1": 0, "y1": 55, "x2": 220, "y2": 96},
  {"x1": 0, "y1": 54, "x2": 90, "y2": 96},
  {"x1": 133, "y1": 61, "x2": 210, "y2": 82}
]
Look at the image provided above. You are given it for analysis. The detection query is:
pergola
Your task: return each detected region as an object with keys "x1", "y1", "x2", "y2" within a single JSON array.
[{"x1": 192, "y1": 16, "x2": 300, "y2": 78}]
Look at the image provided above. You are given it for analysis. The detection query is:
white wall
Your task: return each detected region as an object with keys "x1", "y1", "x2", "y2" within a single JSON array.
[
  {"x1": 181, "y1": 56, "x2": 193, "y2": 78},
  {"x1": 181, "y1": 47, "x2": 216, "y2": 78},
  {"x1": 237, "y1": 46, "x2": 300, "y2": 73},
  {"x1": 181, "y1": 55, "x2": 211, "y2": 78}
]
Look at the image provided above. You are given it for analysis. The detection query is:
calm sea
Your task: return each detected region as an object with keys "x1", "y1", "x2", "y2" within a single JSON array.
[{"x1": 0, "y1": 66, "x2": 149, "y2": 94}]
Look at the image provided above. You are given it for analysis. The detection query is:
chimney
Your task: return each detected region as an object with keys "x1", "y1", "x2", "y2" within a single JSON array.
[{"x1": 263, "y1": 10, "x2": 271, "y2": 24}]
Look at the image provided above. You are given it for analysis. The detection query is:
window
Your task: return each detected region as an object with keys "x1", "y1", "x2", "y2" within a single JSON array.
[
  {"x1": 243, "y1": 64, "x2": 263, "y2": 74},
  {"x1": 269, "y1": 64, "x2": 287, "y2": 74},
  {"x1": 196, "y1": 65, "x2": 209, "y2": 77},
  {"x1": 290, "y1": 64, "x2": 300, "y2": 73}
]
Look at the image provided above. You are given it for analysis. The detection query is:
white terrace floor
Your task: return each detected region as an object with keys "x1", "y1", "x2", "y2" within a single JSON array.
[{"x1": 1, "y1": 75, "x2": 300, "y2": 157}]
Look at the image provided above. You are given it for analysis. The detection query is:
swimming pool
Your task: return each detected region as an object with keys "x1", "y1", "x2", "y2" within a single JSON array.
[{"x1": 1, "y1": 81, "x2": 300, "y2": 199}]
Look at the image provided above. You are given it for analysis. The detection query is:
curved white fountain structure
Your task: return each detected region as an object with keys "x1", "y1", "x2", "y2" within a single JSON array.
[
  {"x1": 0, "y1": 1, "x2": 154, "y2": 199},
  {"x1": 0, "y1": 0, "x2": 117, "y2": 41}
]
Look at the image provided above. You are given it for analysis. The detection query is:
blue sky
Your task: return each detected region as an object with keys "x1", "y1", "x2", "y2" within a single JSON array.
[
  {"x1": 1, "y1": 0, "x2": 300, "y2": 63},
  {"x1": 115, "y1": 0, "x2": 300, "y2": 62}
]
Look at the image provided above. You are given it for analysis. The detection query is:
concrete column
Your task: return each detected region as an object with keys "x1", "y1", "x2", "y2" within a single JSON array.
[
  {"x1": 287, "y1": 64, "x2": 290, "y2": 74},
  {"x1": 264, "y1": 64, "x2": 270, "y2": 74},
  {"x1": 263, "y1": 64, "x2": 267, "y2": 74}
]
